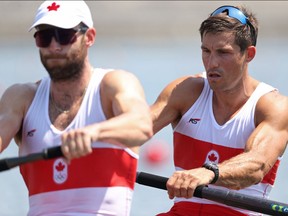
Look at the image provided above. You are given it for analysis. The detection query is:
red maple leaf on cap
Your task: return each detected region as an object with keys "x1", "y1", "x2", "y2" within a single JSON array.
[
  {"x1": 56, "y1": 162, "x2": 65, "y2": 171},
  {"x1": 47, "y1": 2, "x2": 60, "y2": 11},
  {"x1": 208, "y1": 153, "x2": 218, "y2": 162}
]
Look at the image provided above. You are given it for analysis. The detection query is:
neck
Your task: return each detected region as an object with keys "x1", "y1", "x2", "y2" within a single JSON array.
[
  {"x1": 49, "y1": 66, "x2": 93, "y2": 114},
  {"x1": 51, "y1": 65, "x2": 93, "y2": 93},
  {"x1": 212, "y1": 76, "x2": 258, "y2": 107}
]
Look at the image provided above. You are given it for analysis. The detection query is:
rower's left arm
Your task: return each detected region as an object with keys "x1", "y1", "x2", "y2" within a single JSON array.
[
  {"x1": 61, "y1": 70, "x2": 153, "y2": 160},
  {"x1": 89, "y1": 70, "x2": 153, "y2": 149},
  {"x1": 216, "y1": 91, "x2": 288, "y2": 189}
]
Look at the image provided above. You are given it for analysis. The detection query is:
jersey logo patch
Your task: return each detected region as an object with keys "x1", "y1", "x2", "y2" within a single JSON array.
[
  {"x1": 27, "y1": 129, "x2": 36, "y2": 137},
  {"x1": 53, "y1": 158, "x2": 68, "y2": 184},
  {"x1": 205, "y1": 150, "x2": 219, "y2": 164},
  {"x1": 188, "y1": 118, "x2": 201, "y2": 124}
]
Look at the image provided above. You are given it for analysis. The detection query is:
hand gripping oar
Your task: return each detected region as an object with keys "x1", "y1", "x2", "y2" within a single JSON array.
[
  {"x1": 0, "y1": 146, "x2": 63, "y2": 172},
  {"x1": 136, "y1": 171, "x2": 288, "y2": 216}
]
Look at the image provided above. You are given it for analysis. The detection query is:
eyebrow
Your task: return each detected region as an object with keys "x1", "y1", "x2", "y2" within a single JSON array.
[{"x1": 200, "y1": 45, "x2": 207, "y2": 49}]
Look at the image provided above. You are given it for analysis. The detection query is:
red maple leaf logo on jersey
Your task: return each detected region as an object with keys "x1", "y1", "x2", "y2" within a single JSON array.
[
  {"x1": 47, "y1": 2, "x2": 60, "y2": 11},
  {"x1": 55, "y1": 161, "x2": 65, "y2": 171},
  {"x1": 208, "y1": 153, "x2": 218, "y2": 162}
]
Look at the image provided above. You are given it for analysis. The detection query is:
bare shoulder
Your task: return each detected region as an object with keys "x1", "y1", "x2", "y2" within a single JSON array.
[
  {"x1": 101, "y1": 69, "x2": 145, "y2": 96},
  {"x1": 256, "y1": 90, "x2": 288, "y2": 125},
  {"x1": 2, "y1": 82, "x2": 38, "y2": 99},
  {"x1": 151, "y1": 75, "x2": 205, "y2": 133},
  {"x1": 99, "y1": 69, "x2": 148, "y2": 119},
  {"x1": 102, "y1": 69, "x2": 141, "y2": 86},
  {"x1": 0, "y1": 82, "x2": 39, "y2": 113},
  {"x1": 155, "y1": 75, "x2": 205, "y2": 109}
]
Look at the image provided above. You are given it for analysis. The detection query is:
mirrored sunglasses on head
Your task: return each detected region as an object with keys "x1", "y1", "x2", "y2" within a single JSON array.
[
  {"x1": 210, "y1": 5, "x2": 250, "y2": 25},
  {"x1": 210, "y1": 5, "x2": 256, "y2": 45}
]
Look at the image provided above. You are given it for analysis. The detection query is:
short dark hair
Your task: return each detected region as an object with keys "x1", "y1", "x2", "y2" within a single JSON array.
[{"x1": 199, "y1": 5, "x2": 258, "y2": 52}]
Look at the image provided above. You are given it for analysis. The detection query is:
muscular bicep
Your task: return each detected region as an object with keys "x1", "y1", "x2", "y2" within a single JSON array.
[
  {"x1": 101, "y1": 70, "x2": 148, "y2": 118},
  {"x1": 246, "y1": 92, "x2": 288, "y2": 172},
  {"x1": 96, "y1": 70, "x2": 152, "y2": 151}
]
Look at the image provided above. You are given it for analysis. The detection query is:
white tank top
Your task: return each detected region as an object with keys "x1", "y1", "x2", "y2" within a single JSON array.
[
  {"x1": 173, "y1": 76, "x2": 280, "y2": 215},
  {"x1": 19, "y1": 68, "x2": 139, "y2": 216}
]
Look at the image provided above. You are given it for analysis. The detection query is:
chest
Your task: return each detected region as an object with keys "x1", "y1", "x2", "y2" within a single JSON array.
[
  {"x1": 49, "y1": 103, "x2": 80, "y2": 131},
  {"x1": 212, "y1": 105, "x2": 242, "y2": 126}
]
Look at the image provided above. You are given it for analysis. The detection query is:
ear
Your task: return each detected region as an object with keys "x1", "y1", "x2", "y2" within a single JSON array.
[
  {"x1": 246, "y1": 46, "x2": 256, "y2": 62},
  {"x1": 85, "y1": 28, "x2": 96, "y2": 47}
]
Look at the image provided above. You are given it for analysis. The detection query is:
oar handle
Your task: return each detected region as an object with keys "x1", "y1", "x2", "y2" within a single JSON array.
[
  {"x1": 43, "y1": 146, "x2": 63, "y2": 159},
  {"x1": 136, "y1": 171, "x2": 205, "y2": 198},
  {"x1": 136, "y1": 171, "x2": 288, "y2": 216}
]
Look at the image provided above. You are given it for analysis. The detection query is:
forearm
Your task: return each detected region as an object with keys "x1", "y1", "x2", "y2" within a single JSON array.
[
  {"x1": 93, "y1": 111, "x2": 153, "y2": 148},
  {"x1": 216, "y1": 152, "x2": 270, "y2": 190}
]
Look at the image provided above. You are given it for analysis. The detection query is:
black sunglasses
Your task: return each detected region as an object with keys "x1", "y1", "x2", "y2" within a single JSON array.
[{"x1": 33, "y1": 27, "x2": 88, "y2": 48}]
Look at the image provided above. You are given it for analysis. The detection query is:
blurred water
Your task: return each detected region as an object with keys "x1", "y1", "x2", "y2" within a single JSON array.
[{"x1": 0, "y1": 36, "x2": 287, "y2": 216}]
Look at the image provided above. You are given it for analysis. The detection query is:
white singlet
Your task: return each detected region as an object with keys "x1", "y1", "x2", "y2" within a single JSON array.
[
  {"x1": 172, "y1": 76, "x2": 280, "y2": 216},
  {"x1": 19, "y1": 68, "x2": 139, "y2": 216}
]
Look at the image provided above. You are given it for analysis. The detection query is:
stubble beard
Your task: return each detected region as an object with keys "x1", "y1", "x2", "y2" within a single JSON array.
[{"x1": 40, "y1": 46, "x2": 86, "y2": 82}]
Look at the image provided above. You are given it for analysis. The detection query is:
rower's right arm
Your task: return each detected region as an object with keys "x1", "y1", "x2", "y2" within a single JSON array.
[
  {"x1": 0, "y1": 83, "x2": 36, "y2": 152},
  {"x1": 151, "y1": 75, "x2": 205, "y2": 134},
  {"x1": 151, "y1": 76, "x2": 191, "y2": 134}
]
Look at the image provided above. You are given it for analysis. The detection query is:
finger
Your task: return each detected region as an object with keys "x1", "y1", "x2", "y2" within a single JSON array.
[
  {"x1": 187, "y1": 180, "x2": 197, "y2": 199},
  {"x1": 187, "y1": 188, "x2": 194, "y2": 199},
  {"x1": 73, "y1": 133, "x2": 85, "y2": 157},
  {"x1": 83, "y1": 135, "x2": 93, "y2": 154},
  {"x1": 74, "y1": 131, "x2": 93, "y2": 156},
  {"x1": 166, "y1": 174, "x2": 179, "y2": 199},
  {"x1": 179, "y1": 179, "x2": 190, "y2": 199},
  {"x1": 68, "y1": 140, "x2": 79, "y2": 158},
  {"x1": 61, "y1": 133, "x2": 78, "y2": 159},
  {"x1": 173, "y1": 178, "x2": 184, "y2": 198},
  {"x1": 61, "y1": 143, "x2": 72, "y2": 164},
  {"x1": 61, "y1": 134, "x2": 71, "y2": 158}
]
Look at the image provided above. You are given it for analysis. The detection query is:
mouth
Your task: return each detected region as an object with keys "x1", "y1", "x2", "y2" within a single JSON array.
[
  {"x1": 47, "y1": 56, "x2": 66, "y2": 60},
  {"x1": 207, "y1": 72, "x2": 221, "y2": 78},
  {"x1": 45, "y1": 57, "x2": 67, "y2": 64},
  {"x1": 206, "y1": 71, "x2": 222, "y2": 83}
]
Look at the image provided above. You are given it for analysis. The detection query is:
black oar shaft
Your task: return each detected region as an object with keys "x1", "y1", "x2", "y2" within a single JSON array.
[
  {"x1": 136, "y1": 172, "x2": 288, "y2": 216},
  {"x1": 0, "y1": 146, "x2": 63, "y2": 172},
  {"x1": 200, "y1": 186, "x2": 288, "y2": 216},
  {"x1": 43, "y1": 146, "x2": 63, "y2": 159}
]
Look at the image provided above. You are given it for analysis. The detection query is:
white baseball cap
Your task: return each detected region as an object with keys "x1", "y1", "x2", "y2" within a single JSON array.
[{"x1": 29, "y1": 1, "x2": 93, "y2": 31}]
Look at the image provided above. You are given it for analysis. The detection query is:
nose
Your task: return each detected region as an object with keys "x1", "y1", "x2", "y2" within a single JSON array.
[
  {"x1": 205, "y1": 52, "x2": 219, "y2": 70},
  {"x1": 48, "y1": 37, "x2": 62, "y2": 51}
]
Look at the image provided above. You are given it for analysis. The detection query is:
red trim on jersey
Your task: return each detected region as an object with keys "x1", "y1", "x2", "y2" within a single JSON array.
[
  {"x1": 262, "y1": 160, "x2": 279, "y2": 185},
  {"x1": 20, "y1": 148, "x2": 137, "y2": 196},
  {"x1": 173, "y1": 132, "x2": 279, "y2": 185},
  {"x1": 173, "y1": 132, "x2": 243, "y2": 168}
]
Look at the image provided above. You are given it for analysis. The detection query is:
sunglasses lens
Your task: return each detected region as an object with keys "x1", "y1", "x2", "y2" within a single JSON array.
[
  {"x1": 34, "y1": 29, "x2": 54, "y2": 47},
  {"x1": 57, "y1": 29, "x2": 77, "y2": 45},
  {"x1": 210, "y1": 6, "x2": 247, "y2": 24},
  {"x1": 34, "y1": 28, "x2": 78, "y2": 48}
]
